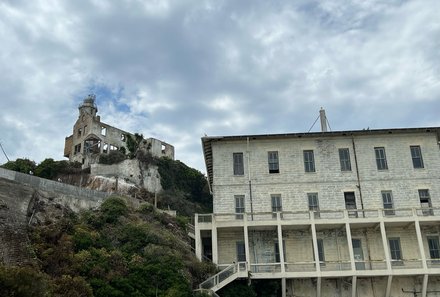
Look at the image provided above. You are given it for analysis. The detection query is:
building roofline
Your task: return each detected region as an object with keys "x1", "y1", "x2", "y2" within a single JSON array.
[{"x1": 201, "y1": 126, "x2": 440, "y2": 189}]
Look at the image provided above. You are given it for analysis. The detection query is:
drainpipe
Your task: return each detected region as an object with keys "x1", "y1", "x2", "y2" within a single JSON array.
[
  {"x1": 247, "y1": 137, "x2": 254, "y2": 221},
  {"x1": 351, "y1": 136, "x2": 365, "y2": 215}
]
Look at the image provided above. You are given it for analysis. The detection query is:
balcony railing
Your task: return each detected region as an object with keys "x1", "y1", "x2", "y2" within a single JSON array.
[{"x1": 196, "y1": 207, "x2": 440, "y2": 225}]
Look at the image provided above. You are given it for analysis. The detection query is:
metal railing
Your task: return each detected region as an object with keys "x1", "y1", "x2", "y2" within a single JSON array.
[
  {"x1": 199, "y1": 262, "x2": 247, "y2": 291},
  {"x1": 250, "y1": 263, "x2": 281, "y2": 273},
  {"x1": 196, "y1": 207, "x2": 440, "y2": 225}
]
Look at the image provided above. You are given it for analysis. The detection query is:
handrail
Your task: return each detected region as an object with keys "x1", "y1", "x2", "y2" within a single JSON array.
[{"x1": 199, "y1": 262, "x2": 247, "y2": 291}]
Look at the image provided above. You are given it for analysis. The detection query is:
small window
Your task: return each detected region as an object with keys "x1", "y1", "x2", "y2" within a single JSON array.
[
  {"x1": 274, "y1": 240, "x2": 286, "y2": 263},
  {"x1": 235, "y1": 195, "x2": 245, "y2": 219},
  {"x1": 339, "y1": 148, "x2": 351, "y2": 171},
  {"x1": 308, "y1": 193, "x2": 320, "y2": 218},
  {"x1": 389, "y1": 238, "x2": 402, "y2": 265},
  {"x1": 233, "y1": 153, "x2": 244, "y2": 175},
  {"x1": 268, "y1": 151, "x2": 279, "y2": 173},
  {"x1": 77, "y1": 128, "x2": 82, "y2": 137},
  {"x1": 410, "y1": 146, "x2": 424, "y2": 169},
  {"x1": 74, "y1": 144, "x2": 82, "y2": 154},
  {"x1": 315, "y1": 239, "x2": 325, "y2": 266},
  {"x1": 428, "y1": 236, "x2": 440, "y2": 259},
  {"x1": 161, "y1": 144, "x2": 166, "y2": 153},
  {"x1": 121, "y1": 134, "x2": 126, "y2": 142},
  {"x1": 374, "y1": 147, "x2": 388, "y2": 170},
  {"x1": 101, "y1": 126, "x2": 107, "y2": 136},
  {"x1": 103, "y1": 143, "x2": 108, "y2": 154},
  {"x1": 382, "y1": 191, "x2": 395, "y2": 216},
  {"x1": 271, "y1": 194, "x2": 282, "y2": 218},
  {"x1": 419, "y1": 189, "x2": 433, "y2": 216},
  {"x1": 344, "y1": 192, "x2": 357, "y2": 218},
  {"x1": 83, "y1": 125, "x2": 87, "y2": 134},
  {"x1": 236, "y1": 242, "x2": 246, "y2": 262},
  {"x1": 110, "y1": 145, "x2": 118, "y2": 151},
  {"x1": 303, "y1": 150, "x2": 315, "y2": 172}
]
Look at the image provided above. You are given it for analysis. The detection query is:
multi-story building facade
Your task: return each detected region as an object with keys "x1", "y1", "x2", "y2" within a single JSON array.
[
  {"x1": 195, "y1": 126, "x2": 440, "y2": 297},
  {"x1": 64, "y1": 95, "x2": 174, "y2": 168}
]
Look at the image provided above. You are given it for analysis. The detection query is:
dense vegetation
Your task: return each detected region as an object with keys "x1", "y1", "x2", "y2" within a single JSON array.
[
  {"x1": 1, "y1": 158, "x2": 83, "y2": 179},
  {"x1": 0, "y1": 196, "x2": 215, "y2": 297}
]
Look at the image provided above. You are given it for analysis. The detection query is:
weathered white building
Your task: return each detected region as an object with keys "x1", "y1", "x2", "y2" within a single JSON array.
[
  {"x1": 195, "y1": 123, "x2": 440, "y2": 296},
  {"x1": 64, "y1": 95, "x2": 174, "y2": 168}
]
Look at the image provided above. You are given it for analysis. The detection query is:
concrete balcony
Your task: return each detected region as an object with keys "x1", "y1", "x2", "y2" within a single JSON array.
[{"x1": 196, "y1": 207, "x2": 440, "y2": 230}]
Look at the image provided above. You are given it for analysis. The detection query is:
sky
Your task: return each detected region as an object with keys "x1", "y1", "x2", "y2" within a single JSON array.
[{"x1": 0, "y1": 0, "x2": 439, "y2": 172}]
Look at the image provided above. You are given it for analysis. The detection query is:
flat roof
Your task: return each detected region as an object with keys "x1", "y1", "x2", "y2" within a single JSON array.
[{"x1": 201, "y1": 127, "x2": 440, "y2": 190}]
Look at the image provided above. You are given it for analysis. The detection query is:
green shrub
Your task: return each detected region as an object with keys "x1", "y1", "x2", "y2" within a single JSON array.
[
  {"x1": 100, "y1": 196, "x2": 128, "y2": 223},
  {"x1": 0, "y1": 265, "x2": 49, "y2": 297},
  {"x1": 99, "y1": 151, "x2": 126, "y2": 165}
]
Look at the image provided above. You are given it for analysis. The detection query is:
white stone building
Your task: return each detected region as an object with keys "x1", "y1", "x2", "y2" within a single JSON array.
[{"x1": 194, "y1": 125, "x2": 440, "y2": 296}]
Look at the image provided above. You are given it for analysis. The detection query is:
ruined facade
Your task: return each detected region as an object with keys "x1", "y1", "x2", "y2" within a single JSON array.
[
  {"x1": 195, "y1": 127, "x2": 440, "y2": 297},
  {"x1": 64, "y1": 95, "x2": 174, "y2": 168}
]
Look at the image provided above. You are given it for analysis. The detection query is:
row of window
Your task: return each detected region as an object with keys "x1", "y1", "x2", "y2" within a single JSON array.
[
  {"x1": 73, "y1": 141, "x2": 120, "y2": 155},
  {"x1": 232, "y1": 145, "x2": 425, "y2": 175},
  {"x1": 235, "y1": 236, "x2": 440, "y2": 264},
  {"x1": 234, "y1": 189, "x2": 433, "y2": 217}
]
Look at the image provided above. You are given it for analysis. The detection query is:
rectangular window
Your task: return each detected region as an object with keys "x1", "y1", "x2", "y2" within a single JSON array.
[
  {"x1": 308, "y1": 193, "x2": 320, "y2": 218},
  {"x1": 375, "y1": 147, "x2": 388, "y2": 170},
  {"x1": 101, "y1": 126, "x2": 107, "y2": 136},
  {"x1": 121, "y1": 134, "x2": 126, "y2": 142},
  {"x1": 382, "y1": 191, "x2": 395, "y2": 216},
  {"x1": 233, "y1": 153, "x2": 244, "y2": 175},
  {"x1": 428, "y1": 236, "x2": 440, "y2": 260},
  {"x1": 236, "y1": 242, "x2": 246, "y2": 262},
  {"x1": 344, "y1": 192, "x2": 357, "y2": 218},
  {"x1": 74, "y1": 144, "x2": 81, "y2": 154},
  {"x1": 235, "y1": 195, "x2": 245, "y2": 219},
  {"x1": 419, "y1": 189, "x2": 433, "y2": 216},
  {"x1": 103, "y1": 143, "x2": 108, "y2": 154},
  {"x1": 389, "y1": 238, "x2": 402, "y2": 265},
  {"x1": 410, "y1": 146, "x2": 424, "y2": 169},
  {"x1": 274, "y1": 240, "x2": 286, "y2": 263},
  {"x1": 268, "y1": 151, "x2": 279, "y2": 173},
  {"x1": 271, "y1": 194, "x2": 282, "y2": 218},
  {"x1": 339, "y1": 148, "x2": 352, "y2": 171},
  {"x1": 77, "y1": 128, "x2": 82, "y2": 137},
  {"x1": 317, "y1": 239, "x2": 325, "y2": 266},
  {"x1": 303, "y1": 150, "x2": 315, "y2": 172}
]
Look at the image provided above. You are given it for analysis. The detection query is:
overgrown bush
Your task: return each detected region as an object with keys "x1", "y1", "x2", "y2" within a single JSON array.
[
  {"x1": 99, "y1": 151, "x2": 126, "y2": 165},
  {"x1": 100, "y1": 196, "x2": 128, "y2": 224},
  {"x1": 0, "y1": 265, "x2": 49, "y2": 297}
]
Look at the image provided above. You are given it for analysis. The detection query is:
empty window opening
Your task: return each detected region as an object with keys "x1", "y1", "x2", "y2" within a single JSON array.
[
  {"x1": 235, "y1": 195, "x2": 245, "y2": 219},
  {"x1": 236, "y1": 242, "x2": 246, "y2": 262},
  {"x1": 74, "y1": 144, "x2": 82, "y2": 154},
  {"x1": 308, "y1": 193, "x2": 320, "y2": 218},
  {"x1": 313, "y1": 239, "x2": 325, "y2": 266},
  {"x1": 268, "y1": 151, "x2": 279, "y2": 173},
  {"x1": 77, "y1": 128, "x2": 82, "y2": 137},
  {"x1": 101, "y1": 126, "x2": 107, "y2": 136},
  {"x1": 103, "y1": 143, "x2": 108, "y2": 154},
  {"x1": 83, "y1": 125, "x2": 87, "y2": 135},
  {"x1": 161, "y1": 144, "x2": 166, "y2": 153},
  {"x1": 110, "y1": 145, "x2": 118, "y2": 151},
  {"x1": 344, "y1": 192, "x2": 357, "y2": 218},
  {"x1": 374, "y1": 147, "x2": 388, "y2": 170},
  {"x1": 121, "y1": 134, "x2": 126, "y2": 142},
  {"x1": 233, "y1": 152, "x2": 244, "y2": 175},
  {"x1": 303, "y1": 150, "x2": 315, "y2": 172},
  {"x1": 419, "y1": 189, "x2": 433, "y2": 215},
  {"x1": 339, "y1": 148, "x2": 352, "y2": 171},
  {"x1": 382, "y1": 191, "x2": 395, "y2": 216},
  {"x1": 410, "y1": 145, "x2": 424, "y2": 168}
]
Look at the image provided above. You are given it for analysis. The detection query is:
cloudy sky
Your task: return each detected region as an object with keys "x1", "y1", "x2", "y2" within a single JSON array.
[{"x1": 1, "y1": 0, "x2": 439, "y2": 172}]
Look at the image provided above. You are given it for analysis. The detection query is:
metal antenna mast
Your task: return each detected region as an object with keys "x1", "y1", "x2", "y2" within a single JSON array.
[{"x1": 0, "y1": 141, "x2": 10, "y2": 162}]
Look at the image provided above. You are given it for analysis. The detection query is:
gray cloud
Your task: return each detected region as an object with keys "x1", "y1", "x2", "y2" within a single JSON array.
[{"x1": 0, "y1": 0, "x2": 439, "y2": 171}]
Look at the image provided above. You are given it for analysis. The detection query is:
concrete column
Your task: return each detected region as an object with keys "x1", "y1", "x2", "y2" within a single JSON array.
[
  {"x1": 380, "y1": 221, "x2": 392, "y2": 271},
  {"x1": 244, "y1": 215, "x2": 250, "y2": 270},
  {"x1": 351, "y1": 276, "x2": 357, "y2": 297},
  {"x1": 345, "y1": 223, "x2": 356, "y2": 271},
  {"x1": 385, "y1": 275, "x2": 393, "y2": 297},
  {"x1": 316, "y1": 277, "x2": 321, "y2": 297},
  {"x1": 414, "y1": 220, "x2": 428, "y2": 269},
  {"x1": 422, "y1": 274, "x2": 428, "y2": 297},
  {"x1": 311, "y1": 223, "x2": 320, "y2": 273},
  {"x1": 195, "y1": 214, "x2": 202, "y2": 261},
  {"x1": 277, "y1": 215, "x2": 285, "y2": 273},
  {"x1": 212, "y1": 226, "x2": 218, "y2": 264}
]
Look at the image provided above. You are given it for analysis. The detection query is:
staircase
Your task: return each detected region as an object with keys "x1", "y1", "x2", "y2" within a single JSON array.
[{"x1": 199, "y1": 262, "x2": 248, "y2": 293}]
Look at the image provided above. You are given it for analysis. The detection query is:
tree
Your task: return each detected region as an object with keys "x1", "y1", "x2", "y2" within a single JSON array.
[{"x1": 1, "y1": 158, "x2": 36, "y2": 174}]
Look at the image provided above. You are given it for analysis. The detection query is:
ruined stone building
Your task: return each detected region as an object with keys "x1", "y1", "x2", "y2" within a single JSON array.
[
  {"x1": 195, "y1": 121, "x2": 440, "y2": 296},
  {"x1": 64, "y1": 95, "x2": 174, "y2": 168}
]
